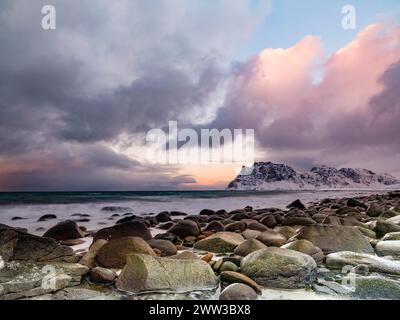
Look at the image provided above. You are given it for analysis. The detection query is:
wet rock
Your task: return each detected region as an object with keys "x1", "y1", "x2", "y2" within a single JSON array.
[
  {"x1": 256, "y1": 230, "x2": 287, "y2": 247},
  {"x1": 225, "y1": 222, "x2": 246, "y2": 232},
  {"x1": 201, "y1": 253, "x2": 213, "y2": 263},
  {"x1": 79, "y1": 239, "x2": 107, "y2": 268},
  {"x1": 116, "y1": 254, "x2": 218, "y2": 293},
  {"x1": 96, "y1": 237, "x2": 155, "y2": 268},
  {"x1": 71, "y1": 213, "x2": 91, "y2": 217},
  {"x1": 296, "y1": 225, "x2": 375, "y2": 254},
  {"x1": 220, "y1": 271, "x2": 262, "y2": 294},
  {"x1": 30, "y1": 287, "x2": 123, "y2": 300},
  {"x1": 147, "y1": 239, "x2": 177, "y2": 256},
  {"x1": 386, "y1": 215, "x2": 400, "y2": 226},
  {"x1": 203, "y1": 221, "x2": 225, "y2": 233},
  {"x1": 115, "y1": 215, "x2": 138, "y2": 224},
  {"x1": 0, "y1": 261, "x2": 88, "y2": 300},
  {"x1": 182, "y1": 236, "x2": 196, "y2": 247},
  {"x1": 281, "y1": 240, "x2": 325, "y2": 264},
  {"x1": 38, "y1": 214, "x2": 57, "y2": 222},
  {"x1": 212, "y1": 259, "x2": 223, "y2": 272},
  {"x1": 230, "y1": 212, "x2": 250, "y2": 221},
  {"x1": 366, "y1": 203, "x2": 384, "y2": 217},
  {"x1": 154, "y1": 232, "x2": 177, "y2": 243},
  {"x1": 347, "y1": 198, "x2": 367, "y2": 209},
  {"x1": 155, "y1": 212, "x2": 172, "y2": 223},
  {"x1": 281, "y1": 216, "x2": 316, "y2": 226},
  {"x1": 326, "y1": 251, "x2": 400, "y2": 275},
  {"x1": 219, "y1": 283, "x2": 258, "y2": 300},
  {"x1": 241, "y1": 248, "x2": 317, "y2": 289},
  {"x1": 242, "y1": 229, "x2": 261, "y2": 240},
  {"x1": 220, "y1": 261, "x2": 239, "y2": 273},
  {"x1": 199, "y1": 209, "x2": 216, "y2": 216},
  {"x1": 167, "y1": 220, "x2": 200, "y2": 239},
  {"x1": 170, "y1": 251, "x2": 199, "y2": 260},
  {"x1": 372, "y1": 220, "x2": 400, "y2": 238},
  {"x1": 101, "y1": 206, "x2": 132, "y2": 212},
  {"x1": 234, "y1": 239, "x2": 267, "y2": 257},
  {"x1": 0, "y1": 224, "x2": 76, "y2": 263},
  {"x1": 194, "y1": 232, "x2": 245, "y2": 253},
  {"x1": 170, "y1": 211, "x2": 188, "y2": 216},
  {"x1": 355, "y1": 227, "x2": 376, "y2": 239},
  {"x1": 158, "y1": 221, "x2": 174, "y2": 230},
  {"x1": 92, "y1": 221, "x2": 152, "y2": 242},
  {"x1": 60, "y1": 239, "x2": 86, "y2": 246},
  {"x1": 274, "y1": 226, "x2": 297, "y2": 239},
  {"x1": 260, "y1": 215, "x2": 277, "y2": 228},
  {"x1": 322, "y1": 216, "x2": 342, "y2": 226},
  {"x1": 353, "y1": 276, "x2": 400, "y2": 300},
  {"x1": 43, "y1": 220, "x2": 85, "y2": 241},
  {"x1": 247, "y1": 221, "x2": 269, "y2": 232},
  {"x1": 74, "y1": 218, "x2": 90, "y2": 223},
  {"x1": 11, "y1": 217, "x2": 26, "y2": 221},
  {"x1": 287, "y1": 199, "x2": 306, "y2": 210},
  {"x1": 89, "y1": 267, "x2": 118, "y2": 283},
  {"x1": 375, "y1": 241, "x2": 400, "y2": 256},
  {"x1": 382, "y1": 232, "x2": 400, "y2": 241}
]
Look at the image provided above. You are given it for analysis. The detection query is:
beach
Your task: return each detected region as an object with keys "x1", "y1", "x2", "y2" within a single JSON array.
[{"x1": 2, "y1": 189, "x2": 400, "y2": 300}]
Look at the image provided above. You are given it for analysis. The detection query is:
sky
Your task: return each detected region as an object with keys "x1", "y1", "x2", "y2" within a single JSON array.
[{"x1": 0, "y1": 0, "x2": 400, "y2": 191}]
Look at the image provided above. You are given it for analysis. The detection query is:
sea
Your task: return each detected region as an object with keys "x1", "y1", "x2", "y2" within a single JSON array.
[{"x1": 0, "y1": 190, "x2": 385, "y2": 235}]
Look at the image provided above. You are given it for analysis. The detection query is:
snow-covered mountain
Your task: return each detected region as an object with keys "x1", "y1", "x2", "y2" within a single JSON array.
[{"x1": 227, "y1": 162, "x2": 400, "y2": 191}]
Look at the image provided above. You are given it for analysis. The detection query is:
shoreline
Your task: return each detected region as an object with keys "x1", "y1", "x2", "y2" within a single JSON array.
[
  {"x1": 0, "y1": 190, "x2": 386, "y2": 236},
  {"x1": 1, "y1": 190, "x2": 400, "y2": 300}
]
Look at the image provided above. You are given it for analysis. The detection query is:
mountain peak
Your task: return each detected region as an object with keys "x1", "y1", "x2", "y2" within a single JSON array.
[{"x1": 227, "y1": 162, "x2": 399, "y2": 191}]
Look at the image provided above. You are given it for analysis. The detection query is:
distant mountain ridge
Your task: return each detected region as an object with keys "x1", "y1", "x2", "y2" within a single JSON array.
[{"x1": 227, "y1": 162, "x2": 400, "y2": 191}]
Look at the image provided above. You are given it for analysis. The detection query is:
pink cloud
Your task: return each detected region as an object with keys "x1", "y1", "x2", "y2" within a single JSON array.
[{"x1": 211, "y1": 23, "x2": 400, "y2": 174}]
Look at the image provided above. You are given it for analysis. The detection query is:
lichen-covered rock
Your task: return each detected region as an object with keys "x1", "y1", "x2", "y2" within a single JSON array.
[
  {"x1": 296, "y1": 225, "x2": 374, "y2": 254},
  {"x1": 326, "y1": 251, "x2": 400, "y2": 275},
  {"x1": 116, "y1": 254, "x2": 218, "y2": 293},
  {"x1": 240, "y1": 248, "x2": 317, "y2": 289},
  {"x1": 353, "y1": 276, "x2": 400, "y2": 300},
  {"x1": 0, "y1": 261, "x2": 88, "y2": 300}
]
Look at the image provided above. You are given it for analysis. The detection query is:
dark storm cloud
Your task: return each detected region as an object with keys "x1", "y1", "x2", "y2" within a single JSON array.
[{"x1": 0, "y1": 0, "x2": 269, "y2": 190}]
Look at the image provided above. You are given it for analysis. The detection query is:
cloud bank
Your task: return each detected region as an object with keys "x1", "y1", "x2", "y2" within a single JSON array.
[{"x1": 0, "y1": 1, "x2": 399, "y2": 190}]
